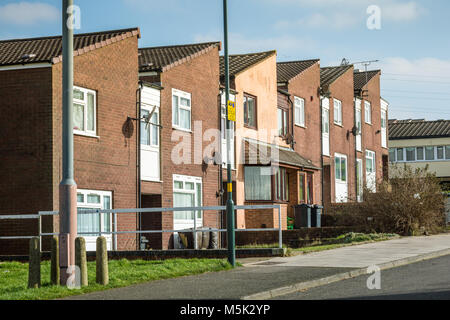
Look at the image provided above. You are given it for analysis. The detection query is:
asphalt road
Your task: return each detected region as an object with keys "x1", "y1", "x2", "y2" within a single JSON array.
[{"x1": 275, "y1": 254, "x2": 450, "y2": 300}]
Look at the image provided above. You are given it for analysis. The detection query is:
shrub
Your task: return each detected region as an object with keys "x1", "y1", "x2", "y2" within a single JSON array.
[{"x1": 327, "y1": 165, "x2": 446, "y2": 236}]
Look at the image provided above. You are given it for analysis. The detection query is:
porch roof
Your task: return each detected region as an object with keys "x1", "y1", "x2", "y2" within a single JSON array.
[{"x1": 244, "y1": 140, "x2": 319, "y2": 170}]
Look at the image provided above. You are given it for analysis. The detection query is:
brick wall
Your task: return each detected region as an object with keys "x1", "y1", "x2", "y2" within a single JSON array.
[
  {"x1": 140, "y1": 46, "x2": 221, "y2": 249},
  {"x1": 0, "y1": 67, "x2": 54, "y2": 255}
]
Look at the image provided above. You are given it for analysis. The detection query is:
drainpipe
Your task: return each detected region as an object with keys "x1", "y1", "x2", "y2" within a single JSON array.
[
  {"x1": 319, "y1": 93, "x2": 324, "y2": 207},
  {"x1": 287, "y1": 93, "x2": 295, "y2": 150},
  {"x1": 137, "y1": 82, "x2": 143, "y2": 250},
  {"x1": 354, "y1": 96, "x2": 358, "y2": 202}
]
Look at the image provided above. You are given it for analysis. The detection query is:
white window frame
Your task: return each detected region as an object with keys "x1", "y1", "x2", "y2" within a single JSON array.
[
  {"x1": 73, "y1": 86, "x2": 97, "y2": 137},
  {"x1": 141, "y1": 106, "x2": 160, "y2": 148},
  {"x1": 294, "y1": 96, "x2": 305, "y2": 127},
  {"x1": 76, "y1": 189, "x2": 112, "y2": 236},
  {"x1": 172, "y1": 88, "x2": 192, "y2": 131},
  {"x1": 173, "y1": 174, "x2": 203, "y2": 225},
  {"x1": 364, "y1": 101, "x2": 372, "y2": 124},
  {"x1": 366, "y1": 150, "x2": 376, "y2": 174},
  {"x1": 333, "y1": 99, "x2": 342, "y2": 126},
  {"x1": 334, "y1": 153, "x2": 347, "y2": 183}
]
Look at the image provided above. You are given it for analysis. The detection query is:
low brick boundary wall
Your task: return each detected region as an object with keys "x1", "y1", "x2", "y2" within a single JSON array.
[{"x1": 236, "y1": 226, "x2": 368, "y2": 248}]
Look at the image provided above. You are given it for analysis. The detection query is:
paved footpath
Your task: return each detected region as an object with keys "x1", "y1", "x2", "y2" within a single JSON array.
[{"x1": 66, "y1": 234, "x2": 450, "y2": 300}]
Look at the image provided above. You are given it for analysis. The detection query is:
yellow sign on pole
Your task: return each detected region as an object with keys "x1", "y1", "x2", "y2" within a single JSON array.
[{"x1": 227, "y1": 100, "x2": 236, "y2": 122}]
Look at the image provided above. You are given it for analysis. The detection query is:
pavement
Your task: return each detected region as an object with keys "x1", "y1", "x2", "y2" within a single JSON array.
[
  {"x1": 275, "y1": 254, "x2": 450, "y2": 300},
  {"x1": 65, "y1": 233, "x2": 450, "y2": 300}
]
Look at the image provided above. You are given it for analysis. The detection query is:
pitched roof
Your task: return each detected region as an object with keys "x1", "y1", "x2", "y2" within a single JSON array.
[
  {"x1": 220, "y1": 50, "x2": 276, "y2": 77},
  {"x1": 320, "y1": 65, "x2": 353, "y2": 88},
  {"x1": 277, "y1": 59, "x2": 319, "y2": 83},
  {"x1": 139, "y1": 42, "x2": 221, "y2": 72},
  {"x1": 389, "y1": 119, "x2": 450, "y2": 140},
  {"x1": 0, "y1": 28, "x2": 140, "y2": 66},
  {"x1": 244, "y1": 139, "x2": 319, "y2": 170},
  {"x1": 354, "y1": 70, "x2": 380, "y2": 91}
]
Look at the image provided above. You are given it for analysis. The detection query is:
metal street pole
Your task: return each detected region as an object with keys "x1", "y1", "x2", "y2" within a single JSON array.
[
  {"x1": 60, "y1": 0, "x2": 77, "y2": 285},
  {"x1": 223, "y1": 0, "x2": 236, "y2": 267}
]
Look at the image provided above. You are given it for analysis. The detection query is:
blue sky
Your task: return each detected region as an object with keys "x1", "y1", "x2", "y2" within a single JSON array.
[{"x1": 1, "y1": 0, "x2": 449, "y2": 120}]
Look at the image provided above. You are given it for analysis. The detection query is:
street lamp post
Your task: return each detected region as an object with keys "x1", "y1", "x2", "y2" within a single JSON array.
[
  {"x1": 223, "y1": 0, "x2": 236, "y2": 267},
  {"x1": 59, "y1": 0, "x2": 77, "y2": 284}
]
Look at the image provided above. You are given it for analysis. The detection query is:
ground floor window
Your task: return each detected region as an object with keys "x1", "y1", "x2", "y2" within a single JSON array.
[
  {"x1": 275, "y1": 167, "x2": 289, "y2": 202},
  {"x1": 244, "y1": 166, "x2": 290, "y2": 202},
  {"x1": 173, "y1": 175, "x2": 202, "y2": 224},
  {"x1": 77, "y1": 189, "x2": 112, "y2": 236}
]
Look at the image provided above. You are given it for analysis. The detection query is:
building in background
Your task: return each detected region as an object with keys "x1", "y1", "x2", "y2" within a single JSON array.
[{"x1": 388, "y1": 119, "x2": 450, "y2": 190}]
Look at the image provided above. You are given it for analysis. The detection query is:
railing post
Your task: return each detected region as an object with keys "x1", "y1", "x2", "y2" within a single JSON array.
[
  {"x1": 278, "y1": 205, "x2": 282, "y2": 249},
  {"x1": 38, "y1": 213, "x2": 42, "y2": 252},
  {"x1": 193, "y1": 211, "x2": 198, "y2": 250}
]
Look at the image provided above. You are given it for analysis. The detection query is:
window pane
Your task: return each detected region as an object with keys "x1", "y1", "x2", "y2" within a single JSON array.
[
  {"x1": 103, "y1": 196, "x2": 111, "y2": 233},
  {"x1": 397, "y1": 148, "x2": 404, "y2": 161},
  {"x1": 283, "y1": 111, "x2": 288, "y2": 135},
  {"x1": 244, "y1": 167, "x2": 271, "y2": 201},
  {"x1": 172, "y1": 96, "x2": 179, "y2": 126},
  {"x1": 389, "y1": 148, "x2": 396, "y2": 162},
  {"x1": 446, "y1": 146, "x2": 450, "y2": 160},
  {"x1": 185, "y1": 182, "x2": 194, "y2": 190},
  {"x1": 406, "y1": 148, "x2": 415, "y2": 161},
  {"x1": 174, "y1": 192, "x2": 194, "y2": 220},
  {"x1": 417, "y1": 147, "x2": 424, "y2": 160},
  {"x1": 174, "y1": 181, "x2": 183, "y2": 189},
  {"x1": 77, "y1": 193, "x2": 84, "y2": 203},
  {"x1": 180, "y1": 108, "x2": 191, "y2": 130},
  {"x1": 341, "y1": 158, "x2": 347, "y2": 182},
  {"x1": 87, "y1": 194, "x2": 101, "y2": 204},
  {"x1": 74, "y1": 103, "x2": 84, "y2": 131},
  {"x1": 437, "y1": 146, "x2": 444, "y2": 159},
  {"x1": 74, "y1": 89, "x2": 84, "y2": 100},
  {"x1": 140, "y1": 110, "x2": 150, "y2": 146},
  {"x1": 278, "y1": 109, "x2": 283, "y2": 135},
  {"x1": 425, "y1": 146, "x2": 434, "y2": 160},
  {"x1": 196, "y1": 183, "x2": 202, "y2": 219},
  {"x1": 323, "y1": 109, "x2": 329, "y2": 133},
  {"x1": 299, "y1": 174, "x2": 305, "y2": 202},
  {"x1": 180, "y1": 97, "x2": 190, "y2": 107},
  {"x1": 247, "y1": 98, "x2": 255, "y2": 127},
  {"x1": 87, "y1": 93, "x2": 95, "y2": 131},
  {"x1": 77, "y1": 208, "x2": 100, "y2": 233},
  {"x1": 335, "y1": 157, "x2": 341, "y2": 180}
]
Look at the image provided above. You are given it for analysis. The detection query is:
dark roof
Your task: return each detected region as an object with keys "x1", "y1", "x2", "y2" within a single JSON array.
[
  {"x1": 320, "y1": 65, "x2": 353, "y2": 88},
  {"x1": 389, "y1": 119, "x2": 450, "y2": 140},
  {"x1": 139, "y1": 42, "x2": 221, "y2": 72},
  {"x1": 244, "y1": 140, "x2": 319, "y2": 170},
  {"x1": 0, "y1": 28, "x2": 140, "y2": 66},
  {"x1": 354, "y1": 70, "x2": 380, "y2": 91},
  {"x1": 277, "y1": 59, "x2": 319, "y2": 83},
  {"x1": 220, "y1": 51, "x2": 276, "y2": 77}
]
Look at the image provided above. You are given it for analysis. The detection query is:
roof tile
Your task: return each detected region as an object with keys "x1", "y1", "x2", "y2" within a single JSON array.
[
  {"x1": 220, "y1": 51, "x2": 276, "y2": 77},
  {"x1": 389, "y1": 119, "x2": 450, "y2": 139},
  {"x1": 277, "y1": 59, "x2": 319, "y2": 83}
]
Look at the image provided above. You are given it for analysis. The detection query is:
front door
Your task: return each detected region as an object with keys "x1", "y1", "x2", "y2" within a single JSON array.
[
  {"x1": 173, "y1": 175, "x2": 203, "y2": 248},
  {"x1": 335, "y1": 154, "x2": 348, "y2": 203}
]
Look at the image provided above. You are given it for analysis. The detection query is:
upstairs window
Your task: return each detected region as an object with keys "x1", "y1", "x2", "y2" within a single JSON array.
[
  {"x1": 172, "y1": 89, "x2": 191, "y2": 131},
  {"x1": 333, "y1": 99, "x2": 342, "y2": 126},
  {"x1": 244, "y1": 94, "x2": 257, "y2": 128},
  {"x1": 364, "y1": 101, "x2": 372, "y2": 124},
  {"x1": 294, "y1": 97, "x2": 305, "y2": 127},
  {"x1": 277, "y1": 107, "x2": 288, "y2": 137},
  {"x1": 73, "y1": 86, "x2": 96, "y2": 136}
]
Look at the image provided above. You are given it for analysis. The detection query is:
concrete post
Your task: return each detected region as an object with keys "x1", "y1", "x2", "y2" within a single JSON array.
[
  {"x1": 28, "y1": 237, "x2": 41, "y2": 289},
  {"x1": 59, "y1": 0, "x2": 77, "y2": 285},
  {"x1": 75, "y1": 237, "x2": 88, "y2": 287},
  {"x1": 51, "y1": 236, "x2": 60, "y2": 286},
  {"x1": 96, "y1": 237, "x2": 109, "y2": 285}
]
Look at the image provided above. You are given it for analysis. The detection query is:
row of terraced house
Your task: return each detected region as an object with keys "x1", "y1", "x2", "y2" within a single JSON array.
[{"x1": 0, "y1": 28, "x2": 389, "y2": 254}]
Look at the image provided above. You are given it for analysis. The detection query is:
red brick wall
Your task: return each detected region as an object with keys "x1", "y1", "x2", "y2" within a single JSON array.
[
  {"x1": 281, "y1": 62, "x2": 323, "y2": 205},
  {"x1": 0, "y1": 67, "x2": 54, "y2": 255},
  {"x1": 324, "y1": 66, "x2": 357, "y2": 204},
  {"x1": 140, "y1": 47, "x2": 221, "y2": 249},
  {"x1": 52, "y1": 36, "x2": 140, "y2": 251}
]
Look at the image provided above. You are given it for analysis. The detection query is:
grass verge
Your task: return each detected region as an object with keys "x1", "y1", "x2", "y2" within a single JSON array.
[{"x1": 0, "y1": 258, "x2": 232, "y2": 300}]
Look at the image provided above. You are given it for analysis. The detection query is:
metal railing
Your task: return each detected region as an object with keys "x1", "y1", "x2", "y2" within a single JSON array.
[{"x1": 0, "y1": 205, "x2": 283, "y2": 250}]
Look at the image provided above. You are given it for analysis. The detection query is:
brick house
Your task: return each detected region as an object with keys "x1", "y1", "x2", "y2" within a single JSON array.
[
  {"x1": 353, "y1": 70, "x2": 389, "y2": 198},
  {"x1": 320, "y1": 65, "x2": 357, "y2": 206},
  {"x1": 138, "y1": 42, "x2": 222, "y2": 249},
  {"x1": 276, "y1": 60, "x2": 323, "y2": 209},
  {"x1": 219, "y1": 51, "x2": 319, "y2": 230},
  {"x1": 0, "y1": 28, "x2": 141, "y2": 254}
]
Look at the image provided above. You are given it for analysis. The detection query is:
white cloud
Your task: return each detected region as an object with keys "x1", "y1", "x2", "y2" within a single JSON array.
[
  {"x1": 379, "y1": 57, "x2": 450, "y2": 79},
  {"x1": 275, "y1": 12, "x2": 359, "y2": 30},
  {"x1": 0, "y1": 2, "x2": 59, "y2": 25}
]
